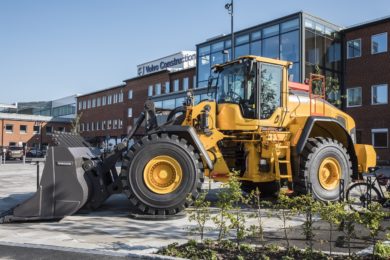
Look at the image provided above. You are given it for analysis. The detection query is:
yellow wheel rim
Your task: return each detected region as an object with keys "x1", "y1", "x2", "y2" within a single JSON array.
[
  {"x1": 318, "y1": 157, "x2": 341, "y2": 190},
  {"x1": 143, "y1": 155, "x2": 183, "y2": 194}
]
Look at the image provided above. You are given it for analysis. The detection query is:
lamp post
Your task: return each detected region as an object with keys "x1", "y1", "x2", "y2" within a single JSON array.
[{"x1": 225, "y1": 0, "x2": 234, "y2": 60}]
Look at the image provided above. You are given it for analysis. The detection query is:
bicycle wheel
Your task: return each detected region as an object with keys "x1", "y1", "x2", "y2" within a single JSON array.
[{"x1": 346, "y1": 182, "x2": 382, "y2": 212}]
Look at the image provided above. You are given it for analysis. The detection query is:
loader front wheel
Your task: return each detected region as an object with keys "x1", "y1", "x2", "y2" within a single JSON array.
[
  {"x1": 297, "y1": 137, "x2": 351, "y2": 201},
  {"x1": 121, "y1": 134, "x2": 203, "y2": 215}
]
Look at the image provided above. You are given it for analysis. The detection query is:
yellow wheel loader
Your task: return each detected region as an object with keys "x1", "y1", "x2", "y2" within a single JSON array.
[{"x1": 1, "y1": 56, "x2": 376, "y2": 222}]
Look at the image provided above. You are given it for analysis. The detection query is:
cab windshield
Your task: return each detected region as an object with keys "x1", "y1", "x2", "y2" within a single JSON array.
[{"x1": 216, "y1": 62, "x2": 256, "y2": 118}]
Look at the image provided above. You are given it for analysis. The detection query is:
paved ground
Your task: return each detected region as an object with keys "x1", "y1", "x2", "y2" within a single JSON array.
[{"x1": 0, "y1": 163, "x2": 388, "y2": 259}]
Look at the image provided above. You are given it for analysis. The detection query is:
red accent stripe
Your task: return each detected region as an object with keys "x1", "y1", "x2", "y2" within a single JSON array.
[{"x1": 288, "y1": 81, "x2": 309, "y2": 92}]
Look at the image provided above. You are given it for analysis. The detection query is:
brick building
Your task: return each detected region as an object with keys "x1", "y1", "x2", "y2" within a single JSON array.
[
  {"x1": 343, "y1": 17, "x2": 390, "y2": 163},
  {"x1": 77, "y1": 52, "x2": 197, "y2": 147},
  {"x1": 77, "y1": 84, "x2": 127, "y2": 146},
  {"x1": 0, "y1": 113, "x2": 72, "y2": 150}
]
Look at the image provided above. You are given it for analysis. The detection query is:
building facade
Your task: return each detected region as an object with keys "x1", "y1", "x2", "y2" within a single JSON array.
[
  {"x1": 196, "y1": 12, "x2": 342, "y2": 104},
  {"x1": 77, "y1": 52, "x2": 197, "y2": 147},
  {"x1": 343, "y1": 17, "x2": 390, "y2": 163},
  {"x1": 77, "y1": 84, "x2": 126, "y2": 146},
  {"x1": 0, "y1": 113, "x2": 72, "y2": 149}
]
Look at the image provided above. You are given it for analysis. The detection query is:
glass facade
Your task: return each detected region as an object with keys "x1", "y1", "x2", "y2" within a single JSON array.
[
  {"x1": 196, "y1": 12, "x2": 342, "y2": 106},
  {"x1": 197, "y1": 14, "x2": 303, "y2": 89}
]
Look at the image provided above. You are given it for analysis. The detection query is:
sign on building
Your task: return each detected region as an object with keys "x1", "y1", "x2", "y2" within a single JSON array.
[{"x1": 137, "y1": 51, "x2": 196, "y2": 76}]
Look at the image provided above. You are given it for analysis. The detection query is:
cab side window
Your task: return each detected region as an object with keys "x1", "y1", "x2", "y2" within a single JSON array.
[{"x1": 260, "y1": 63, "x2": 282, "y2": 119}]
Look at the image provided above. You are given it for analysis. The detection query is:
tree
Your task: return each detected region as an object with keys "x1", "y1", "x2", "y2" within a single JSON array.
[
  {"x1": 188, "y1": 192, "x2": 211, "y2": 241},
  {"x1": 319, "y1": 201, "x2": 345, "y2": 257}
]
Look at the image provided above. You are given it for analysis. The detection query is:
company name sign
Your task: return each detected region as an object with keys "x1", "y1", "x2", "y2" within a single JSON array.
[{"x1": 137, "y1": 51, "x2": 196, "y2": 76}]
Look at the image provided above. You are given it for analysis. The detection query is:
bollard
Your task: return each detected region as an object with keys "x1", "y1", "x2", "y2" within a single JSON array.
[
  {"x1": 23, "y1": 155, "x2": 26, "y2": 165},
  {"x1": 36, "y1": 162, "x2": 40, "y2": 190},
  {"x1": 0, "y1": 155, "x2": 2, "y2": 165},
  {"x1": 339, "y1": 179, "x2": 345, "y2": 202}
]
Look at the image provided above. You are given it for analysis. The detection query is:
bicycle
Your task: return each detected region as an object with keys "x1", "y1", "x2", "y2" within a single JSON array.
[{"x1": 346, "y1": 167, "x2": 390, "y2": 212}]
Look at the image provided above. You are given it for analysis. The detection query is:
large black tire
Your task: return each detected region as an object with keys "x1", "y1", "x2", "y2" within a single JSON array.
[
  {"x1": 120, "y1": 134, "x2": 203, "y2": 215},
  {"x1": 296, "y1": 137, "x2": 352, "y2": 201}
]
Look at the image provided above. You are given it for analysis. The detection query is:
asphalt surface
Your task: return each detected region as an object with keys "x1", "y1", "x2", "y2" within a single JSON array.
[
  {"x1": 0, "y1": 243, "x2": 138, "y2": 260},
  {"x1": 0, "y1": 163, "x2": 389, "y2": 259}
]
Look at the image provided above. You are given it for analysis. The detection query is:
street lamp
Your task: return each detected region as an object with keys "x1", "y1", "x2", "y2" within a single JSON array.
[{"x1": 225, "y1": 0, "x2": 234, "y2": 60}]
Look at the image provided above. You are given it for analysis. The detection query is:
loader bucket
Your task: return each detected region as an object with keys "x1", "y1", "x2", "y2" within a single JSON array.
[{"x1": 1, "y1": 132, "x2": 122, "y2": 223}]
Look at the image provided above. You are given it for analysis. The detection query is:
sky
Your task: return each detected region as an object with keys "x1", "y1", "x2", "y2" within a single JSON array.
[{"x1": 1, "y1": 0, "x2": 390, "y2": 103}]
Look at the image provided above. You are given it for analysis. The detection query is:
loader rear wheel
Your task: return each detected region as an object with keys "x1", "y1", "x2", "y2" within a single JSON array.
[
  {"x1": 296, "y1": 137, "x2": 351, "y2": 201},
  {"x1": 121, "y1": 134, "x2": 203, "y2": 215}
]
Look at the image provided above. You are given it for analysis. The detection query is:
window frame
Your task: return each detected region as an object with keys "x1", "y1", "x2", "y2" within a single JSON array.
[
  {"x1": 372, "y1": 128, "x2": 388, "y2": 148},
  {"x1": 20, "y1": 125, "x2": 27, "y2": 134},
  {"x1": 346, "y1": 87, "x2": 362, "y2": 107},
  {"x1": 346, "y1": 38, "x2": 361, "y2": 59},
  {"x1": 5, "y1": 124, "x2": 13, "y2": 133},
  {"x1": 371, "y1": 32, "x2": 388, "y2": 54},
  {"x1": 371, "y1": 84, "x2": 388, "y2": 105},
  {"x1": 128, "y1": 107, "x2": 133, "y2": 118}
]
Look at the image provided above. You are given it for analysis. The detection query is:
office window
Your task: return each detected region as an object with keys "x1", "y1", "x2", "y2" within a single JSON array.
[
  {"x1": 162, "y1": 99, "x2": 175, "y2": 109},
  {"x1": 113, "y1": 120, "x2": 117, "y2": 129},
  {"x1": 20, "y1": 125, "x2": 27, "y2": 134},
  {"x1": 78, "y1": 101, "x2": 82, "y2": 110},
  {"x1": 102, "y1": 121, "x2": 106, "y2": 130},
  {"x1": 91, "y1": 122, "x2": 94, "y2": 131},
  {"x1": 263, "y1": 24, "x2": 279, "y2": 38},
  {"x1": 107, "y1": 120, "x2": 112, "y2": 130},
  {"x1": 97, "y1": 97, "x2": 101, "y2": 107},
  {"x1": 107, "y1": 95, "x2": 112, "y2": 104},
  {"x1": 198, "y1": 54, "x2": 210, "y2": 82},
  {"x1": 281, "y1": 19, "x2": 299, "y2": 33},
  {"x1": 92, "y1": 99, "x2": 96, "y2": 108},
  {"x1": 81, "y1": 123, "x2": 84, "y2": 132},
  {"x1": 281, "y1": 30, "x2": 299, "y2": 62},
  {"x1": 128, "y1": 108, "x2": 133, "y2": 117},
  {"x1": 5, "y1": 124, "x2": 13, "y2": 133},
  {"x1": 173, "y1": 79, "x2": 179, "y2": 92},
  {"x1": 128, "y1": 90, "x2": 133, "y2": 99},
  {"x1": 155, "y1": 83, "x2": 161, "y2": 95},
  {"x1": 83, "y1": 101, "x2": 86, "y2": 109},
  {"x1": 372, "y1": 129, "x2": 388, "y2": 148},
  {"x1": 183, "y1": 78, "x2": 189, "y2": 91},
  {"x1": 96, "y1": 121, "x2": 100, "y2": 130},
  {"x1": 372, "y1": 33, "x2": 387, "y2": 54},
  {"x1": 346, "y1": 87, "x2": 362, "y2": 107},
  {"x1": 175, "y1": 97, "x2": 185, "y2": 107},
  {"x1": 86, "y1": 122, "x2": 89, "y2": 131},
  {"x1": 45, "y1": 126, "x2": 53, "y2": 134},
  {"x1": 263, "y1": 35, "x2": 279, "y2": 59},
  {"x1": 113, "y1": 94, "x2": 118, "y2": 104},
  {"x1": 33, "y1": 125, "x2": 40, "y2": 133},
  {"x1": 165, "y1": 81, "x2": 170, "y2": 93},
  {"x1": 372, "y1": 84, "x2": 388, "y2": 105},
  {"x1": 119, "y1": 92, "x2": 123, "y2": 102},
  {"x1": 148, "y1": 85, "x2": 153, "y2": 96},
  {"x1": 119, "y1": 120, "x2": 123, "y2": 129},
  {"x1": 235, "y1": 43, "x2": 249, "y2": 58},
  {"x1": 87, "y1": 100, "x2": 91, "y2": 109},
  {"x1": 102, "y1": 96, "x2": 107, "y2": 106},
  {"x1": 193, "y1": 76, "x2": 196, "y2": 89},
  {"x1": 347, "y1": 39, "x2": 361, "y2": 59}
]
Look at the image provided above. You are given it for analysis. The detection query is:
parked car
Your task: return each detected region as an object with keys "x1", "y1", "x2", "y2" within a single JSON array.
[
  {"x1": 6, "y1": 147, "x2": 24, "y2": 160},
  {"x1": 26, "y1": 149, "x2": 44, "y2": 158}
]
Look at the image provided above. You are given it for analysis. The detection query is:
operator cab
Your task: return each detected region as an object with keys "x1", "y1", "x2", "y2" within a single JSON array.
[{"x1": 209, "y1": 57, "x2": 283, "y2": 120}]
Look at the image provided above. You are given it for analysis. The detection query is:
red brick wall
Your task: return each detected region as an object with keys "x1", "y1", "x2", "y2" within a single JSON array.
[
  {"x1": 344, "y1": 20, "x2": 390, "y2": 162},
  {"x1": 0, "y1": 119, "x2": 71, "y2": 149},
  {"x1": 77, "y1": 86, "x2": 126, "y2": 142}
]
